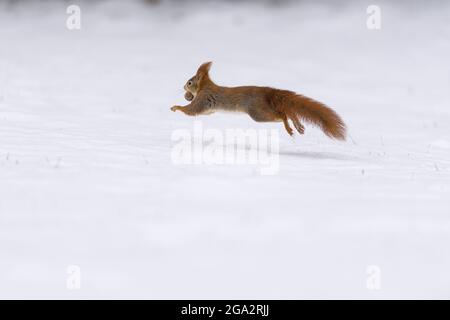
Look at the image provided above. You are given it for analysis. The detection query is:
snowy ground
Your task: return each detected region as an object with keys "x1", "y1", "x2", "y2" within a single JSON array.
[{"x1": 1, "y1": 0, "x2": 450, "y2": 299}]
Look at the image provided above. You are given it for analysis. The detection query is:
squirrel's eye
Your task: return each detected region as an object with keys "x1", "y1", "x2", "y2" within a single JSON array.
[{"x1": 188, "y1": 81, "x2": 193, "y2": 86}]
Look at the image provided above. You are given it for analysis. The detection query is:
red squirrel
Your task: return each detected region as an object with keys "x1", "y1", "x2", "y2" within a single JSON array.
[{"x1": 171, "y1": 62, "x2": 346, "y2": 140}]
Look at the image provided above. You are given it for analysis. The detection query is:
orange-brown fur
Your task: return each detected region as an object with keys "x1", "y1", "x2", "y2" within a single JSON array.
[{"x1": 171, "y1": 62, "x2": 346, "y2": 140}]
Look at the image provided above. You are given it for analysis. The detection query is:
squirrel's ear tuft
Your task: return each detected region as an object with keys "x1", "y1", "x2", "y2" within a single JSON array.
[{"x1": 197, "y1": 61, "x2": 212, "y2": 79}]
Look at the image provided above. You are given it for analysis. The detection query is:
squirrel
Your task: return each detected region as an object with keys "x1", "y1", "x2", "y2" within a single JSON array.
[{"x1": 171, "y1": 62, "x2": 346, "y2": 140}]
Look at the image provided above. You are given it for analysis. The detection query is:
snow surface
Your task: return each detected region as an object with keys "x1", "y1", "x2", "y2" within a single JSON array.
[{"x1": 1, "y1": 0, "x2": 450, "y2": 299}]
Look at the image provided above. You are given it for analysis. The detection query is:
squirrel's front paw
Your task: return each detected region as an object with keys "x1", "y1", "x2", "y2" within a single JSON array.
[{"x1": 171, "y1": 106, "x2": 180, "y2": 112}]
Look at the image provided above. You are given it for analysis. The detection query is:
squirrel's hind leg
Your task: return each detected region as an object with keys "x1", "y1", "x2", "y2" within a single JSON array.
[
  {"x1": 288, "y1": 113, "x2": 305, "y2": 135},
  {"x1": 282, "y1": 115, "x2": 294, "y2": 136}
]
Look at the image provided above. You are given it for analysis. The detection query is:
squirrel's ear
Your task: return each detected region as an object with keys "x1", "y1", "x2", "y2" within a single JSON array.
[{"x1": 197, "y1": 61, "x2": 212, "y2": 79}]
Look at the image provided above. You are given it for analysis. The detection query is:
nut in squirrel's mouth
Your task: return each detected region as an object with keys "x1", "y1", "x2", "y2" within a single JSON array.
[{"x1": 184, "y1": 85, "x2": 196, "y2": 97}]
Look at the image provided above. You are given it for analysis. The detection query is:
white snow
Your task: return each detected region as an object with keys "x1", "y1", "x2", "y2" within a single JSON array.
[{"x1": 1, "y1": 0, "x2": 450, "y2": 299}]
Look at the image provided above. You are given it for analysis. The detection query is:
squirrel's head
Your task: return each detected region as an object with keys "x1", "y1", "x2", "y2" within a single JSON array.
[{"x1": 184, "y1": 61, "x2": 212, "y2": 97}]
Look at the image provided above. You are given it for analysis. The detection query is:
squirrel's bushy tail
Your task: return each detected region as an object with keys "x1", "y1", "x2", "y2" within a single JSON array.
[{"x1": 273, "y1": 90, "x2": 346, "y2": 140}]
